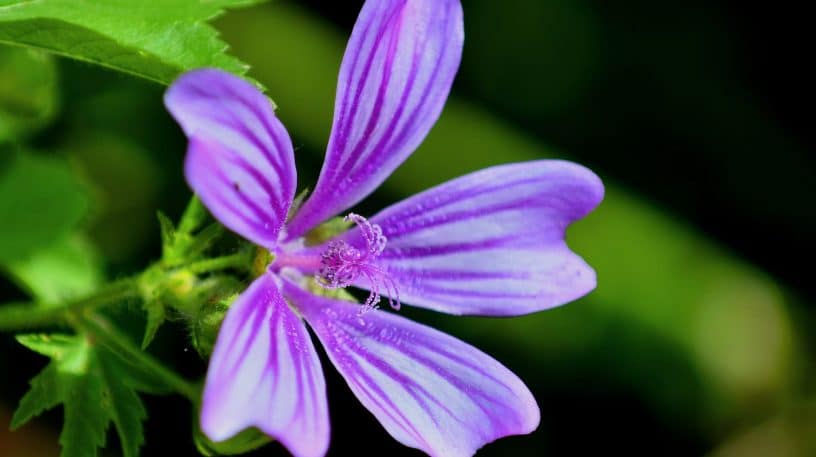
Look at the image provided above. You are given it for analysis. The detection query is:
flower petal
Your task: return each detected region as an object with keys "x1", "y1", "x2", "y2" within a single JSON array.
[
  {"x1": 165, "y1": 69, "x2": 296, "y2": 249},
  {"x1": 286, "y1": 0, "x2": 464, "y2": 239},
  {"x1": 347, "y1": 160, "x2": 604, "y2": 316},
  {"x1": 201, "y1": 274, "x2": 329, "y2": 457},
  {"x1": 284, "y1": 281, "x2": 538, "y2": 457}
]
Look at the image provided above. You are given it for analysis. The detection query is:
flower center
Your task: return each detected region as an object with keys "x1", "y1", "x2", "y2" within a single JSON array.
[{"x1": 316, "y1": 213, "x2": 400, "y2": 314}]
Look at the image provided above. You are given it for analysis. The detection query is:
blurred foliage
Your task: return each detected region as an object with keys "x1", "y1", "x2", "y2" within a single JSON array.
[
  {"x1": 0, "y1": 152, "x2": 88, "y2": 264},
  {"x1": 709, "y1": 402, "x2": 816, "y2": 457},
  {"x1": 0, "y1": 47, "x2": 58, "y2": 143},
  {"x1": 66, "y1": 132, "x2": 162, "y2": 263},
  {"x1": 5, "y1": 235, "x2": 102, "y2": 303}
]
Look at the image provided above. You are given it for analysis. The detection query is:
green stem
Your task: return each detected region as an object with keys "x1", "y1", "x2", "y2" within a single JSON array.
[
  {"x1": 0, "y1": 303, "x2": 67, "y2": 330},
  {"x1": 81, "y1": 313, "x2": 199, "y2": 402},
  {"x1": 0, "y1": 248, "x2": 251, "y2": 333},
  {"x1": 0, "y1": 279, "x2": 138, "y2": 331},
  {"x1": 187, "y1": 252, "x2": 250, "y2": 275}
]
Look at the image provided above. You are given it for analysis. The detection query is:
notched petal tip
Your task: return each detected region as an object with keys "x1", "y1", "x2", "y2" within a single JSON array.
[
  {"x1": 343, "y1": 159, "x2": 603, "y2": 316},
  {"x1": 286, "y1": 0, "x2": 465, "y2": 239},
  {"x1": 547, "y1": 159, "x2": 605, "y2": 221},
  {"x1": 164, "y1": 68, "x2": 297, "y2": 248}
]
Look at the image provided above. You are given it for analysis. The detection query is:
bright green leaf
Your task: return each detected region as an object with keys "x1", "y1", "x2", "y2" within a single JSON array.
[
  {"x1": 12, "y1": 334, "x2": 151, "y2": 457},
  {"x1": 5, "y1": 235, "x2": 103, "y2": 303},
  {"x1": 0, "y1": 0, "x2": 265, "y2": 86},
  {"x1": 15, "y1": 333, "x2": 77, "y2": 358},
  {"x1": 0, "y1": 152, "x2": 88, "y2": 263},
  {"x1": 0, "y1": 46, "x2": 58, "y2": 142}
]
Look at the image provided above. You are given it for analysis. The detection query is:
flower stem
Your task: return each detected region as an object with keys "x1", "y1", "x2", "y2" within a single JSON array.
[
  {"x1": 187, "y1": 251, "x2": 250, "y2": 274},
  {"x1": 0, "y1": 249, "x2": 251, "y2": 333},
  {"x1": 0, "y1": 279, "x2": 138, "y2": 331},
  {"x1": 79, "y1": 313, "x2": 199, "y2": 402}
]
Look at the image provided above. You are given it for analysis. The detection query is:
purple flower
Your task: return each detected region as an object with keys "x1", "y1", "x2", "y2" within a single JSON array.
[{"x1": 164, "y1": 1, "x2": 603, "y2": 456}]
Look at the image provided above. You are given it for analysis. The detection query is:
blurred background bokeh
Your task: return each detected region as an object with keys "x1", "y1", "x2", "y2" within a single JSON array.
[{"x1": 1, "y1": 1, "x2": 814, "y2": 456}]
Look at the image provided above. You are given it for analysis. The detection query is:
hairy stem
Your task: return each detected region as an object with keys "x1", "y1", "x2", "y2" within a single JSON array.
[
  {"x1": 187, "y1": 251, "x2": 251, "y2": 274},
  {"x1": 80, "y1": 313, "x2": 199, "y2": 401},
  {"x1": 0, "y1": 248, "x2": 250, "y2": 333},
  {"x1": 0, "y1": 279, "x2": 138, "y2": 331}
]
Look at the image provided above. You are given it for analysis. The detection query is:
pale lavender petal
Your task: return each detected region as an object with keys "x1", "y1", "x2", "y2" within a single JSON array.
[
  {"x1": 284, "y1": 281, "x2": 539, "y2": 457},
  {"x1": 201, "y1": 274, "x2": 329, "y2": 457},
  {"x1": 345, "y1": 160, "x2": 604, "y2": 316},
  {"x1": 286, "y1": 0, "x2": 464, "y2": 239},
  {"x1": 165, "y1": 69, "x2": 296, "y2": 249}
]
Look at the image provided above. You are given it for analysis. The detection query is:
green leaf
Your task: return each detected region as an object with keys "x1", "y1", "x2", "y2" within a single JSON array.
[
  {"x1": 5, "y1": 235, "x2": 103, "y2": 303},
  {"x1": 12, "y1": 334, "x2": 150, "y2": 457},
  {"x1": 0, "y1": 152, "x2": 89, "y2": 263},
  {"x1": 60, "y1": 350, "x2": 109, "y2": 457},
  {"x1": 0, "y1": 0, "x2": 264, "y2": 86},
  {"x1": 16, "y1": 333, "x2": 77, "y2": 358},
  {"x1": 10, "y1": 363, "x2": 62, "y2": 428},
  {"x1": 98, "y1": 349, "x2": 148, "y2": 457},
  {"x1": 0, "y1": 46, "x2": 58, "y2": 142}
]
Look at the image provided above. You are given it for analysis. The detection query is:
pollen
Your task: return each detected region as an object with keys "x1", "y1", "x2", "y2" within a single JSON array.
[{"x1": 316, "y1": 213, "x2": 400, "y2": 314}]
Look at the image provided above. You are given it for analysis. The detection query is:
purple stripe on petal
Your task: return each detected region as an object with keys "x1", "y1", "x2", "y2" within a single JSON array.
[
  {"x1": 286, "y1": 0, "x2": 464, "y2": 239},
  {"x1": 201, "y1": 274, "x2": 329, "y2": 457},
  {"x1": 344, "y1": 160, "x2": 604, "y2": 316},
  {"x1": 285, "y1": 281, "x2": 539, "y2": 457},
  {"x1": 165, "y1": 69, "x2": 296, "y2": 248}
]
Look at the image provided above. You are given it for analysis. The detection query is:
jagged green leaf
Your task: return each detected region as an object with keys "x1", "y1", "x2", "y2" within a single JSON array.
[
  {"x1": 0, "y1": 0, "x2": 265, "y2": 86},
  {"x1": 10, "y1": 363, "x2": 62, "y2": 429},
  {"x1": 11, "y1": 334, "x2": 151, "y2": 457},
  {"x1": 98, "y1": 349, "x2": 148, "y2": 457}
]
